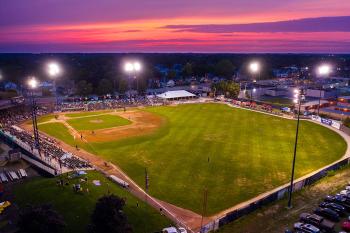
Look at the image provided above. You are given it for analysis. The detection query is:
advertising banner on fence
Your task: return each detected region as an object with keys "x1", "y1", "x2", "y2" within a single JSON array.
[{"x1": 311, "y1": 115, "x2": 341, "y2": 129}]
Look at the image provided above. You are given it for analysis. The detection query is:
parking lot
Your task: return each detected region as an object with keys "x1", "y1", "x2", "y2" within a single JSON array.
[
  {"x1": 291, "y1": 182, "x2": 350, "y2": 232},
  {"x1": 218, "y1": 165, "x2": 350, "y2": 233}
]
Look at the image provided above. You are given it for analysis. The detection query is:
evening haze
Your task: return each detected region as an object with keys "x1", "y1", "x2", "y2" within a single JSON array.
[{"x1": 0, "y1": 0, "x2": 349, "y2": 53}]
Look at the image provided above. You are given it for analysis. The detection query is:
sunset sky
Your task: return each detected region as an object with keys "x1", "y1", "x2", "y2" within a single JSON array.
[{"x1": 0, "y1": 0, "x2": 349, "y2": 53}]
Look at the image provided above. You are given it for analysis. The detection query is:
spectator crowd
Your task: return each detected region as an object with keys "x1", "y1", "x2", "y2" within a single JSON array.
[{"x1": 0, "y1": 106, "x2": 91, "y2": 171}]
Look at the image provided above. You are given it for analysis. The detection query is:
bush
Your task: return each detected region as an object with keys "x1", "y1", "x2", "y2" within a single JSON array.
[{"x1": 343, "y1": 117, "x2": 350, "y2": 128}]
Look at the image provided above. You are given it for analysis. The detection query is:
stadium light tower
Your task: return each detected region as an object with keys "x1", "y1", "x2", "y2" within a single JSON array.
[
  {"x1": 316, "y1": 64, "x2": 331, "y2": 115},
  {"x1": 46, "y1": 62, "x2": 61, "y2": 106},
  {"x1": 27, "y1": 77, "x2": 41, "y2": 155},
  {"x1": 124, "y1": 61, "x2": 142, "y2": 98},
  {"x1": 249, "y1": 61, "x2": 260, "y2": 101},
  {"x1": 288, "y1": 88, "x2": 305, "y2": 208}
]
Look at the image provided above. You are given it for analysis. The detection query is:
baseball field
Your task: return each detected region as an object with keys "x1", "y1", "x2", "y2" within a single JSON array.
[{"x1": 36, "y1": 103, "x2": 347, "y2": 216}]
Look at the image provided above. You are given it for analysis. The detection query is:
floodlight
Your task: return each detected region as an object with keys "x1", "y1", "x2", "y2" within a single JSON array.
[
  {"x1": 47, "y1": 62, "x2": 60, "y2": 77},
  {"x1": 249, "y1": 62, "x2": 260, "y2": 73},
  {"x1": 133, "y1": 62, "x2": 141, "y2": 71},
  {"x1": 124, "y1": 62, "x2": 134, "y2": 72},
  {"x1": 318, "y1": 64, "x2": 331, "y2": 76}
]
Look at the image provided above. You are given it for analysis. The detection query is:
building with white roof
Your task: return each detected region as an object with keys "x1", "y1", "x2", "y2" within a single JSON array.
[{"x1": 157, "y1": 90, "x2": 196, "y2": 100}]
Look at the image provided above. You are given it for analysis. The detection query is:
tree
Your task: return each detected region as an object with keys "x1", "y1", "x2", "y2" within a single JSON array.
[
  {"x1": 343, "y1": 117, "x2": 350, "y2": 128},
  {"x1": 88, "y1": 195, "x2": 132, "y2": 233},
  {"x1": 166, "y1": 69, "x2": 177, "y2": 80},
  {"x1": 97, "y1": 78, "x2": 114, "y2": 95},
  {"x1": 75, "y1": 80, "x2": 93, "y2": 96},
  {"x1": 17, "y1": 204, "x2": 66, "y2": 233},
  {"x1": 182, "y1": 63, "x2": 193, "y2": 77},
  {"x1": 214, "y1": 59, "x2": 235, "y2": 79},
  {"x1": 211, "y1": 80, "x2": 240, "y2": 98}
]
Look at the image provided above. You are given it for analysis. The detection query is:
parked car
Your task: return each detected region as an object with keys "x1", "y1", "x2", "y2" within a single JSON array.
[
  {"x1": 162, "y1": 227, "x2": 187, "y2": 233},
  {"x1": 335, "y1": 194, "x2": 350, "y2": 204},
  {"x1": 319, "y1": 202, "x2": 346, "y2": 216},
  {"x1": 314, "y1": 207, "x2": 340, "y2": 222},
  {"x1": 294, "y1": 222, "x2": 320, "y2": 233},
  {"x1": 342, "y1": 220, "x2": 350, "y2": 231},
  {"x1": 339, "y1": 190, "x2": 350, "y2": 195},
  {"x1": 324, "y1": 195, "x2": 350, "y2": 211},
  {"x1": 300, "y1": 213, "x2": 335, "y2": 232}
]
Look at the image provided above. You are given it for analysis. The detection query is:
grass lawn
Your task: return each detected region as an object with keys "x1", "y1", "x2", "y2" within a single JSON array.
[
  {"x1": 13, "y1": 171, "x2": 171, "y2": 233},
  {"x1": 37, "y1": 103, "x2": 347, "y2": 215},
  {"x1": 38, "y1": 123, "x2": 76, "y2": 145},
  {"x1": 67, "y1": 114, "x2": 131, "y2": 131}
]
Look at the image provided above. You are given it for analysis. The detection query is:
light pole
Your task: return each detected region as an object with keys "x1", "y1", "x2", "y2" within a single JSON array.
[
  {"x1": 124, "y1": 61, "x2": 141, "y2": 100},
  {"x1": 28, "y1": 77, "x2": 41, "y2": 155},
  {"x1": 287, "y1": 88, "x2": 305, "y2": 208},
  {"x1": 249, "y1": 62, "x2": 260, "y2": 101},
  {"x1": 316, "y1": 64, "x2": 331, "y2": 115},
  {"x1": 0, "y1": 71, "x2": 3, "y2": 90},
  {"x1": 46, "y1": 62, "x2": 61, "y2": 107}
]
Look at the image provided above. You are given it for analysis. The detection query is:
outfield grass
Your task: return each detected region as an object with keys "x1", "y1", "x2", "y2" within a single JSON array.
[
  {"x1": 37, "y1": 103, "x2": 347, "y2": 215},
  {"x1": 67, "y1": 114, "x2": 131, "y2": 131},
  {"x1": 13, "y1": 171, "x2": 171, "y2": 233}
]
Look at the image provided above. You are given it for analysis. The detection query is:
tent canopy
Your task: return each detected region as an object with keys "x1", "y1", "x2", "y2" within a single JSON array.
[{"x1": 157, "y1": 90, "x2": 196, "y2": 99}]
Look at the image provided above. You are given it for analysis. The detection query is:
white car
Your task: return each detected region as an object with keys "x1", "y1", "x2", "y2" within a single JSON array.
[
  {"x1": 162, "y1": 226, "x2": 187, "y2": 233},
  {"x1": 340, "y1": 190, "x2": 350, "y2": 195},
  {"x1": 294, "y1": 222, "x2": 320, "y2": 233}
]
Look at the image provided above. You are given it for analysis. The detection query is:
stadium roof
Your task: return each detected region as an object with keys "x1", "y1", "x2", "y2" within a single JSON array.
[{"x1": 157, "y1": 90, "x2": 196, "y2": 99}]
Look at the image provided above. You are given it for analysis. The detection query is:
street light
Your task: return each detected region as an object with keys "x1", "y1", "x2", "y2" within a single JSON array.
[
  {"x1": 0, "y1": 71, "x2": 3, "y2": 88},
  {"x1": 252, "y1": 88, "x2": 256, "y2": 100},
  {"x1": 28, "y1": 77, "x2": 38, "y2": 89},
  {"x1": 124, "y1": 61, "x2": 142, "y2": 98},
  {"x1": 27, "y1": 77, "x2": 41, "y2": 155},
  {"x1": 287, "y1": 88, "x2": 305, "y2": 208},
  {"x1": 316, "y1": 64, "x2": 331, "y2": 115}
]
